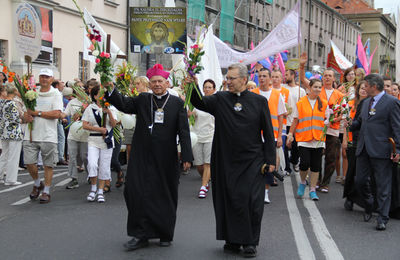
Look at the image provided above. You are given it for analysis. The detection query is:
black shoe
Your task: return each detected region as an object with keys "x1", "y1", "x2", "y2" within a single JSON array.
[
  {"x1": 123, "y1": 237, "x2": 149, "y2": 251},
  {"x1": 363, "y1": 211, "x2": 372, "y2": 222},
  {"x1": 243, "y1": 245, "x2": 257, "y2": 258},
  {"x1": 159, "y1": 239, "x2": 171, "y2": 247},
  {"x1": 223, "y1": 242, "x2": 241, "y2": 253},
  {"x1": 376, "y1": 222, "x2": 386, "y2": 231},
  {"x1": 344, "y1": 199, "x2": 353, "y2": 211}
]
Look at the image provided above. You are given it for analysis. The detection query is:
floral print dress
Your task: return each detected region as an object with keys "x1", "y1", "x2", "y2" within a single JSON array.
[{"x1": 0, "y1": 100, "x2": 23, "y2": 141}]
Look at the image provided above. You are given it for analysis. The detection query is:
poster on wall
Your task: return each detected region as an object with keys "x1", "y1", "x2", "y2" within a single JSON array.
[
  {"x1": 130, "y1": 7, "x2": 186, "y2": 54},
  {"x1": 32, "y1": 4, "x2": 53, "y2": 64},
  {"x1": 14, "y1": 3, "x2": 42, "y2": 61}
]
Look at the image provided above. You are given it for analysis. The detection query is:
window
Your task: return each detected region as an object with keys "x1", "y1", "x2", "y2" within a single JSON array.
[
  {"x1": 320, "y1": 11, "x2": 323, "y2": 27},
  {"x1": 315, "y1": 7, "x2": 318, "y2": 25},
  {"x1": 79, "y1": 52, "x2": 90, "y2": 82},
  {"x1": 53, "y1": 48, "x2": 61, "y2": 71}
]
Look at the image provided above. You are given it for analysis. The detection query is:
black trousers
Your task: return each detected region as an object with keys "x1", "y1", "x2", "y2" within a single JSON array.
[
  {"x1": 111, "y1": 138, "x2": 122, "y2": 173},
  {"x1": 355, "y1": 148, "x2": 392, "y2": 224},
  {"x1": 299, "y1": 147, "x2": 323, "y2": 172}
]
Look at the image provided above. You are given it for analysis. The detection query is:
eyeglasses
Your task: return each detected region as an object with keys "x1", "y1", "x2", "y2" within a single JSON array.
[{"x1": 225, "y1": 76, "x2": 239, "y2": 81}]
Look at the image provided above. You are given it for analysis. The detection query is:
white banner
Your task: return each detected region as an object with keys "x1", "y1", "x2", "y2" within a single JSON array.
[
  {"x1": 214, "y1": 1, "x2": 301, "y2": 68},
  {"x1": 330, "y1": 40, "x2": 353, "y2": 70}
]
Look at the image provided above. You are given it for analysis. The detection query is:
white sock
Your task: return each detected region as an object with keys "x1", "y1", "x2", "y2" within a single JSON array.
[
  {"x1": 43, "y1": 186, "x2": 50, "y2": 194},
  {"x1": 91, "y1": 185, "x2": 97, "y2": 192},
  {"x1": 97, "y1": 188, "x2": 104, "y2": 195},
  {"x1": 34, "y1": 179, "x2": 41, "y2": 187}
]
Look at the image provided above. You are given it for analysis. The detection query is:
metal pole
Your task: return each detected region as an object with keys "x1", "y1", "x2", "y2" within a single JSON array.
[
  {"x1": 146, "y1": 0, "x2": 150, "y2": 70},
  {"x1": 306, "y1": 0, "x2": 312, "y2": 71}
]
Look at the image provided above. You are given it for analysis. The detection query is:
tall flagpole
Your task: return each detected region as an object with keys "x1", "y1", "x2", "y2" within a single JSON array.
[{"x1": 298, "y1": 0, "x2": 301, "y2": 101}]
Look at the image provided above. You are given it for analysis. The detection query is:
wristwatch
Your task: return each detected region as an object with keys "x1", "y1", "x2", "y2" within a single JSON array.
[{"x1": 38, "y1": 111, "x2": 42, "y2": 117}]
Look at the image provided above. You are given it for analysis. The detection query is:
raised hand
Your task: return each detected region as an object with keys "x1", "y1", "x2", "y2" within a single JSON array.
[{"x1": 299, "y1": 52, "x2": 308, "y2": 66}]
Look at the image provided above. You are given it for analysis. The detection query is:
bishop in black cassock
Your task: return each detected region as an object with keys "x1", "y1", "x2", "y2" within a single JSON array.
[
  {"x1": 106, "y1": 64, "x2": 192, "y2": 250},
  {"x1": 190, "y1": 63, "x2": 276, "y2": 257}
]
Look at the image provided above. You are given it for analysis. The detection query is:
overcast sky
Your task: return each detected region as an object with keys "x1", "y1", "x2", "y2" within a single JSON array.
[{"x1": 374, "y1": 0, "x2": 399, "y2": 18}]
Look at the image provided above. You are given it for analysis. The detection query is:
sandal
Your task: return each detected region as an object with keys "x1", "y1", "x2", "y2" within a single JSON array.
[
  {"x1": 103, "y1": 185, "x2": 111, "y2": 193},
  {"x1": 115, "y1": 171, "x2": 124, "y2": 188},
  {"x1": 97, "y1": 193, "x2": 105, "y2": 203},
  {"x1": 87, "y1": 191, "x2": 96, "y2": 202}
]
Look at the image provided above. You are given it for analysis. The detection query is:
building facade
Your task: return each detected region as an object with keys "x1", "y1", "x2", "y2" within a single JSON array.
[
  {"x1": 1, "y1": 0, "x2": 128, "y2": 82},
  {"x1": 325, "y1": 0, "x2": 397, "y2": 78}
]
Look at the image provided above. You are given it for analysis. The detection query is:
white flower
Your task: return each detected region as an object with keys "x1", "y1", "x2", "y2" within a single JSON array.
[
  {"x1": 92, "y1": 50, "x2": 100, "y2": 56},
  {"x1": 198, "y1": 43, "x2": 204, "y2": 50},
  {"x1": 25, "y1": 90, "x2": 38, "y2": 101}
]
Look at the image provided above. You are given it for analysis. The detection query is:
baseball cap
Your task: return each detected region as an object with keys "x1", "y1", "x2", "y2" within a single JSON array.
[{"x1": 39, "y1": 68, "x2": 53, "y2": 77}]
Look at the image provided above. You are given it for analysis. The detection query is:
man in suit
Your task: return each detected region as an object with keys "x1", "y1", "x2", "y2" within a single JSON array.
[{"x1": 350, "y1": 74, "x2": 400, "y2": 231}]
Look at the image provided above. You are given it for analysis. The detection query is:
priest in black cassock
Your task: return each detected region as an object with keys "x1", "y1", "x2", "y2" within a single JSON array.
[
  {"x1": 106, "y1": 64, "x2": 192, "y2": 250},
  {"x1": 189, "y1": 63, "x2": 276, "y2": 257}
]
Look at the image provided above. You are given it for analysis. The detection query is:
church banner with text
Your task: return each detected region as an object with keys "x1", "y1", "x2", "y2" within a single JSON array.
[{"x1": 130, "y1": 7, "x2": 186, "y2": 54}]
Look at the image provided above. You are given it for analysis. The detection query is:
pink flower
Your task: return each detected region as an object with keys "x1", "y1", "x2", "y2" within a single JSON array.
[
  {"x1": 100, "y1": 52, "x2": 105, "y2": 58},
  {"x1": 191, "y1": 65, "x2": 197, "y2": 69},
  {"x1": 91, "y1": 39, "x2": 96, "y2": 44},
  {"x1": 105, "y1": 53, "x2": 110, "y2": 58},
  {"x1": 191, "y1": 44, "x2": 199, "y2": 49},
  {"x1": 95, "y1": 58, "x2": 100, "y2": 63},
  {"x1": 88, "y1": 44, "x2": 95, "y2": 51}
]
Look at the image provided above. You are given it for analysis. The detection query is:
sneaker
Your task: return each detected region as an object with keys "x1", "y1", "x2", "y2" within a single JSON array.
[
  {"x1": 198, "y1": 186, "x2": 207, "y2": 198},
  {"x1": 66, "y1": 178, "x2": 79, "y2": 189},
  {"x1": 4, "y1": 181, "x2": 22, "y2": 186},
  {"x1": 335, "y1": 176, "x2": 342, "y2": 183},
  {"x1": 297, "y1": 183, "x2": 306, "y2": 198},
  {"x1": 309, "y1": 191, "x2": 319, "y2": 201},
  {"x1": 264, "y1": 191, "x2": 270, "y2": 204},
  {"x1": 18, "y1": 167, "x2": 25, "y2": 171},
  {"x1": 87, "y1": 191, "x2": 96, "y2": 202},
  {"x1": 205, "y1": 182, "x2": 210, "y2": 192},
  {"x1": 97, "y1": 193, "x2": 105, "y2": 203}
]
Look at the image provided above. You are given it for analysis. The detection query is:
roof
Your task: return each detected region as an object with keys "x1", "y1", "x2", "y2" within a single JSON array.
[{"x1": 323, "y1": 0, "x2": 379, "y2": 15}]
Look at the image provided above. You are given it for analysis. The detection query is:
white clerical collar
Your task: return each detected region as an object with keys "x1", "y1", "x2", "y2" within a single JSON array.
[{"x1": 154, "y1": 91, "x2": 168, "y2": 99}]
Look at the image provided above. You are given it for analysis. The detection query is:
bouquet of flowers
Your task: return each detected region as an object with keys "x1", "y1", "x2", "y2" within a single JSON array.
[
  {"x1": 319, "y1": 102, "x2": 349, "y2": 144},
  {"x1": 65, "y1": 83, "x2": 91, "y2": 129},
  {"x1": 1, "y1": 59, "x2": 38, "y2": 131},
  {"x1": 72, "y1": 0, "x2": 113, "y2": 85},
  {"x1": 98, "y1": 86, "x2": 122, "y2": 143},
  {"x1": 181, "y1": 27, "x2": 207, "y2": 109},
  {"x1": 114, "y1": 62, "x2": 138, "y2": 97}
]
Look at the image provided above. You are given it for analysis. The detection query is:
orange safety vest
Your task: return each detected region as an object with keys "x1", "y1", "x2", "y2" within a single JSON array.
[
  {"x1": 295, "y1": 96, "x2": 328, "y2": 142},
  {"x1": 252, "y1": 87, "x2": 281, "y2": 139},
  {"x1": 275, "y1": 86, "x2": 290, "y2": 127},
  {"x1": 319, "y1": 87, "x2": 344, "y2": 130},
  {"x1": 348, "y1": 99, "x2": 356, "y2": 142}
]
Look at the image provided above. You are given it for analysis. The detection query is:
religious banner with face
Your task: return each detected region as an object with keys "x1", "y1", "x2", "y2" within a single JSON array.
[{"x1": 130, "y1": 7, "x2": 186, "y2": 54}]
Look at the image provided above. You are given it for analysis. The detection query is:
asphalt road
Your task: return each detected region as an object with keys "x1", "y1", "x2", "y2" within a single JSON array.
[{"x1": 1, "y1": 165, "x2": 400, "y2": 260}]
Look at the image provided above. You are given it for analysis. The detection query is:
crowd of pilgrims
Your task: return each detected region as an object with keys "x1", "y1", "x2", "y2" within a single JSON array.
[{"x1": 0, "y1": 55, "x2": 399, "y2": 257}]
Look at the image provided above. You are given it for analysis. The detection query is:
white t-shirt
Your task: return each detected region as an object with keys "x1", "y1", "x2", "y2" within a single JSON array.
[
  {"x1": 64, "y1": 98, "x2": 89, "y2": 142},
  {"x1": 192, "y1": 108, "x2": 215, "y2": 143},
  {"x1": 81, "y1": 103, "x2": 117, "y2": 149},
  {"x1": 292, "y1": 97, "x2": 330, "y2": 149},
  {"x1": 285, "y1": 85, "x2": 306, "y2": 126},
  {"x1": 24, "y1": 86, "x2": 63, "y2": 143}
]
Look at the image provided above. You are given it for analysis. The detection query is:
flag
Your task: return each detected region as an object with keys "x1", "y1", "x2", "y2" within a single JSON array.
[
  {"x1": 327, "y1": 40, "x2": 353, "y2": 74},
  {"x1": 276, "y1": 53, "x2": 286, "y2": 80},
  {"x1": 83, "y1": 8, "x2": 125, "y2": 64},
  {"x1": 355, "y1": 34, "x2": 369, "y2": 74},
  {"x1": 364, "y1": 38, "x2": 370, "y2": 58},
  {"x1": 214, "y1": 1, "x2": 301, "y2": 67}
]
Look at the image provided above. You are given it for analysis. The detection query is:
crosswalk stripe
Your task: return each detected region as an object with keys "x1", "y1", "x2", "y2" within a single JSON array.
[
  {"x1": 0, "y1": 172, "x2": 68, "y2": 194},
  {"x1": 294, "y1": 172, "x2": 344, "y2": 260},
  {"x1": 55, "y1": 178, "x2": 71, "y2": 187},
  {"x1": 284, "y1": 174, "x2": 316, "y2": 260},
  {"x1": 11, "y1": 197, "x2": 31, "y2": 206}
]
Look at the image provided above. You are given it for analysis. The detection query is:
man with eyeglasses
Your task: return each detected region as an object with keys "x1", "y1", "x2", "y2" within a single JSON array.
[{"x1": 189, "y1": 63, "x2": 276, "y2": 258}]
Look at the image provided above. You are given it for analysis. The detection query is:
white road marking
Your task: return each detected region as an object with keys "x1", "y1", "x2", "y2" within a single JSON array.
[
  {"x1": 55, "y1": 178, "x2": 71, "y2": 187},
  {"x1": 11, "y1": 197, "x2": 31, "y2": 206},
  {"x1": 294, "y1": 173, "x2": 345, "y2": 260},
  {"x1": 18, "y1": 168, "x2": 68, "y2": 176},
  {"x1": 0, "y1": 172, "x2": 68, "y2": 194},
  {"x1": 284, "y1": 174, "x2": 316, "y2": 260}
]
